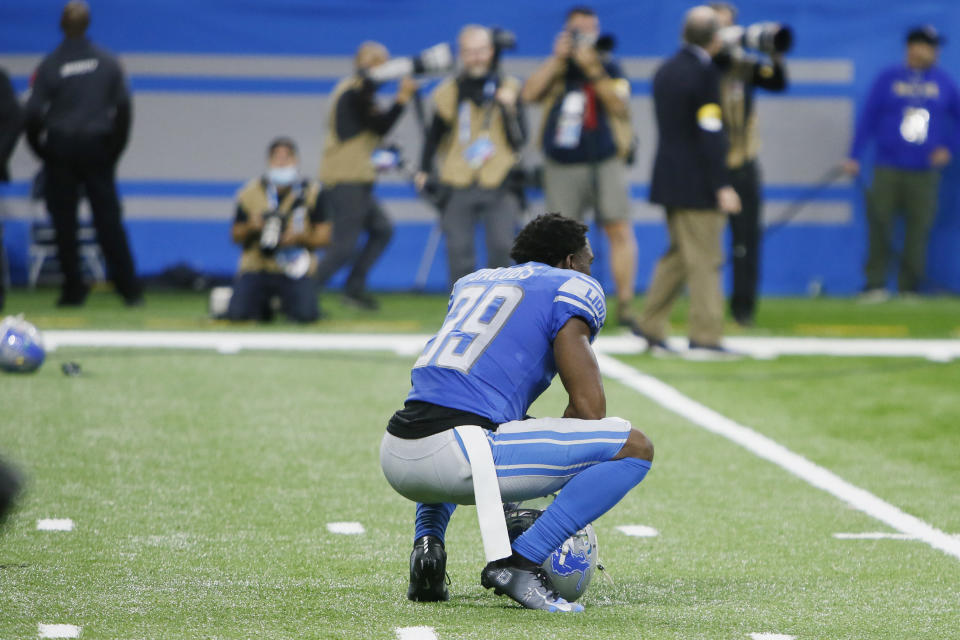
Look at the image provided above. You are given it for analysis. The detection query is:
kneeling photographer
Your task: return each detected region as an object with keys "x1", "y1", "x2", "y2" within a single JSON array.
[
  {"x1": 415, "y1": 25, "x2": 526, "y2": 287},
  {"x1": 228, "y1": 137, "x2": 330, "y2": 323},
  {"x1": 711, "y1": 2, "x2": 791, "y2": 326}
]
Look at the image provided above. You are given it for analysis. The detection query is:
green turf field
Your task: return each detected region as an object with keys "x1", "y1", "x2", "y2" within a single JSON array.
[{"x1": 1, "y1": 290, "x2": 959, "y2": 639}]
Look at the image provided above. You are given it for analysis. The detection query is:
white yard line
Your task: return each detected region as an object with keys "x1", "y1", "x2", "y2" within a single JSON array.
[
  {"x1": 616, "y1": 525, "x2": 660, "y2": 538},
  {"x1": 42, "y1": 331, "x2": 960, "y2": 361},
  {"x1": 832, "y1": 532, "x2": 918, "y2": 540},
  {"x1": 595, "y1": 353, "x2": 960, "y2": 562},
  {"x1": 36, "y1": 518, "x2": 74, "y2": 532},
  {"x1": 395, "y1": 627, "x2": 439, "y2": 640},
  {"x1": 37, "y1": 624, "x2": 81, "y2": 638},
  {"x1": 749, "y1": 634, "x2": 796, "y2": 640},
  {"x1": 326, "y1": 521, "x2": 365, "y2": 535}
]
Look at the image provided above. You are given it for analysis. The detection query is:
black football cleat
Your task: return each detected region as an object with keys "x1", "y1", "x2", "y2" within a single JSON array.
[
  {"x1": 480, "y1": 552, "x2": 584, "y2": 612},
  {"x1": 407, "y1": 535, "x2": 449, "y2": 602}
]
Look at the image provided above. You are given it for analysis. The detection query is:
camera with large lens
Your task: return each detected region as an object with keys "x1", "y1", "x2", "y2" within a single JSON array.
[
  {"x1": 720, "y1": 22, "x2": 793, "y2": 55},
  {"x1": 259, "y1": 209, "x2": 284, "y2": 256},
  {"x1": 365, "y1": 42, "x2": 454, "y2": 83}
]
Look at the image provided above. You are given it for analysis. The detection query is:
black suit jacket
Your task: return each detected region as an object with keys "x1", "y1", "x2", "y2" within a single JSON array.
[
  {"x1": 650, "y1": 47, "x2": 730, "y2": 209},
  {"x1": 0, "y1": 68, "x2": 22, "y2": 183}
]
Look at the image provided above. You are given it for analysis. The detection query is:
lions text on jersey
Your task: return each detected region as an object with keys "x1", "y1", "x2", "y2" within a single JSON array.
[{"x1": 408, "y1": 262, "x2": 606, "y2": 424}]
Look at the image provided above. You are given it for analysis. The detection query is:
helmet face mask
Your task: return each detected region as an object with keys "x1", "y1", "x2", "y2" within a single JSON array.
[
  {"x1": 503, "y1": 506, "x2": 599, "y2": 602},
  {"x1": 0, "y1": 316, "x2": 46, "y2": 374}
]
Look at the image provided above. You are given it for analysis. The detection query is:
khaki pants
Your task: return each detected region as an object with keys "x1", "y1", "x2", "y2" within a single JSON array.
[
  {"x1": 638, "y1": 208, "x2": 726, "y2": 346},
  {"x1": 865, "y1": 166, "x2": 940, "y2": 292},
  {"x1": 543, "y1": 157, "x2": 631, "y2": 224}
]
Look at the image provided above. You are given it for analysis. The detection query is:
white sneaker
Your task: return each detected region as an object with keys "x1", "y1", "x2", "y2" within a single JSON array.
[{"x1": 858, "y1": 289, "x2": 891, "y2": 304}]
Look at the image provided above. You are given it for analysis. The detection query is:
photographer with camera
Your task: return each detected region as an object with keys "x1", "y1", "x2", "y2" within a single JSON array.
[
  {"x1": 315, "y1": 42, "x2": 418, "y2": 311},
  {"x1": 227, "y1": 137, "x2": 330, "y2": 323},
  {"x1": 711, "y1": 2, "x2": 789, "y2": 326},
  {"x1": 414, "y1": 25, "x2": 527, "y2": 286},
  {"x1": 522, "y1": 5, "x2": 639, "y2": 328}
]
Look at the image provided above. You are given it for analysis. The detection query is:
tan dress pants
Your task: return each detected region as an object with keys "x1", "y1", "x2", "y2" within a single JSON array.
[{"x1": 638, "y1": 208, "x2": 726, "y2": 346}]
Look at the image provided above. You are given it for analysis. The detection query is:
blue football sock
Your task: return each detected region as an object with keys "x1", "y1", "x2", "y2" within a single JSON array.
[
  {"x1": 414, "y1": 502, "x2": 457, "y2": 544},
  {"x1": 512, "y1": 457, "x2": 652, "y2": 564}
]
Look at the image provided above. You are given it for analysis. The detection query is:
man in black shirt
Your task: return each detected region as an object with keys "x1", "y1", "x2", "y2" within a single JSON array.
[
  {"x1": 0, "y1": 68, "x2": 23, "y2": 312},
  {"x1": 24, "y1": 0, "x2": 142, "y2": 307},
  {"x1": 712, "y1": 2, "x2": 788, "y2": 326},
  {"x1": 316, "y1": 42, "x2": 416, "y2": 310}
]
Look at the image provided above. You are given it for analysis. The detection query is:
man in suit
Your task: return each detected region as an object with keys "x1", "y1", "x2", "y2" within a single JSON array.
[{"x1": 636, "y1": 5, "x2": 741, "y2": 359}]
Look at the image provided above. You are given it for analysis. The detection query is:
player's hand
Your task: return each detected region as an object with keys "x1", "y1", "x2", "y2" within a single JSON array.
[
  {"x1": 553, "y1": 31, "x2": 573, "y2": 60},
  {"x1": 397, "y1": 76, "x2": 418, "y2": 105},
  {"x1": 717, "y1": 186, "x2": 742, "y2": 215},
  {"x1": 930, "y1": 146, "x2": 952, "y2": 168},
  {"x1": 841, "y1": 158, "x2": 860, "y2": 176},
  {"x1": 495, "y1": 85, "x2": 518, "y2": 109},
  {"x1": 413, "y1": 171, "x2": 428, "y2": 191}
]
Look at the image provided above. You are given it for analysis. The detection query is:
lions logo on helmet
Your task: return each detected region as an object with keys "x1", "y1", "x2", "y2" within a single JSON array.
[
  {"x1": 503, "y1": 506, "x2": 599, "y2": 602},
  {"x1": 0, "y1": 315, "x2": 46, "y2": 374}
]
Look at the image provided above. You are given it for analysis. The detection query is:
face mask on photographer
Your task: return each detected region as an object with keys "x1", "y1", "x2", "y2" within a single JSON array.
[
  {"x1": 267, "y1": 165, "x2": 299, "y2": 187},
  {"x1": 266, "y1": 141, "x2": 300, "y2": 187}
]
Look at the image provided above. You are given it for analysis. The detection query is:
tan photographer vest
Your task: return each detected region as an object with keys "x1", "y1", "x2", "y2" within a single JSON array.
[
  {"x1": 235, "y1": 177, "x2": 321, "y2": 275},
  {"x1": 318, "y1": 77, "x2": 382, "y2": 186},
  {"x1": 433, "y1": 75, "x2": 522, "y2": 189}
]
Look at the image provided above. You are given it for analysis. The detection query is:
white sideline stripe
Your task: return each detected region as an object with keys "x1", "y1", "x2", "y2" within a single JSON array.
[
  {"x1": 749, "y1": 634, "x2": 796, "y2": 640},
  {"x1": 595, "y1": 353, "x2": 960, "y2": 562},
  {"x1": 37, "y1": 624, "x2": 81, "y2": 638},
  {"x1": 41, "y1": 331, "x2": 960, "y2": 361},
  {"x1": 616, "y1": 525, "x2": 660, "y2": 538},
  {"x1": 395, "y1": 626, "x2": 439, "y2": 640},
  {"x1": 327, "y1": 521, "x2": 365, "y2": 535},
  {"x1": 833, "y1": 532, "x2": 918, "y2": 540},
  {"x1": 36, "y1": 518, "x2": 74, "y2": 532},
  {"x1": 597, "y1": 335, "x2": 960, "y2": 361}
]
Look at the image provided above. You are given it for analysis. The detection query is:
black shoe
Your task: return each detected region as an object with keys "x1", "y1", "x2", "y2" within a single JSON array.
[
  {"x1": 686, "y1": 341, "x2": 744, "y2": 361},
  {"x1": 407, "y1": 535, "x2": 449, "y2": 602},
  {"x1": 342, "y1": 291, "x2": 379, "y2": 311},
  {"x1": 57, "y1": 284, "x2": 90, "y2": 307},
  {"x1": 480, "y1": 552, "x2": 584, "y2": 612},
  {"x1": 124, "y1": 294, "x2": 145, "y2": 308},
  {"x1": 629, "y1": 325, "x2": 680, "y2": 358}
]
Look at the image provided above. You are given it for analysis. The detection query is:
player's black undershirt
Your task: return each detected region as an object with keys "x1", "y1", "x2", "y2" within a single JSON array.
[{"x1": 387, "y1": 400, "x2": 498, "y2": 439}]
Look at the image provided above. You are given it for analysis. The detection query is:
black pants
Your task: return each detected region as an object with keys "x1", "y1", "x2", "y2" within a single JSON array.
[
  {"x1": 43, "y1": 133, "x2": 141, "y2": 300},
  {"x1": 0, "y1": 222, "x2": 6, "y2": 311},
  {"x1": 728, "y1": 160, "x2": 762, "y2": 322},
  {"x1": 227, "y1": 272, "x2": 319, "y2": 323},
  {"x1": 314, "y1": 183, "x2": 393, "y2": 296}
]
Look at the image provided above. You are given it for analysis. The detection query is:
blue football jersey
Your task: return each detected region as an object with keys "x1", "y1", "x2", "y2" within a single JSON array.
[{"x1": 408, "y1": 262, "x2": 606, "y2": 424}]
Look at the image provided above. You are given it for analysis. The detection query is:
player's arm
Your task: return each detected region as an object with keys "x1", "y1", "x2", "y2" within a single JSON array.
[{"x1": 554, "y1": 317, "x2": 606, "y2": 420}]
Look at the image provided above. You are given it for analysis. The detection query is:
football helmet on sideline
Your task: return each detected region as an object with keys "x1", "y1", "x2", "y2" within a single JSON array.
[
  {"x1": 503, "y1": 506, "x2": 599, "y2": 602},
  {"x1": 0, "y1": 315, "x2": 46, "y2": 373}
]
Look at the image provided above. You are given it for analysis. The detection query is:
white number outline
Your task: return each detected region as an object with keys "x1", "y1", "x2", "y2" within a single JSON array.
[{"x1": 413, "y1": 283, "x2": 525, "y2": 374}]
